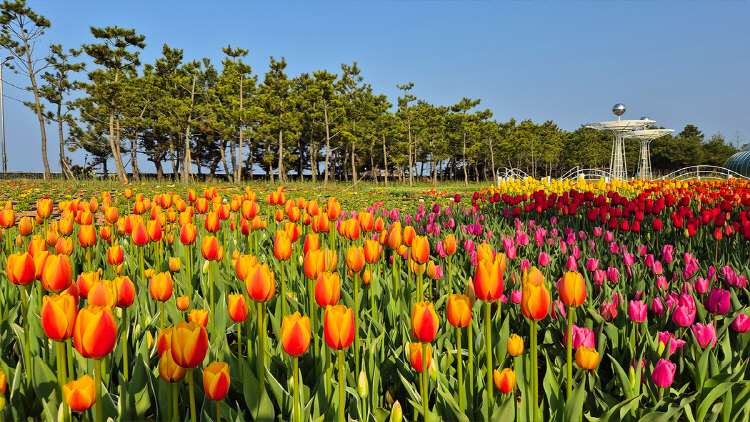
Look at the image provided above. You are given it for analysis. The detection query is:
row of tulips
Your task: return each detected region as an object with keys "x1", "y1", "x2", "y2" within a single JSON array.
[{"x1": 0, "y1": 180, "x2": 748, "y2": 422}]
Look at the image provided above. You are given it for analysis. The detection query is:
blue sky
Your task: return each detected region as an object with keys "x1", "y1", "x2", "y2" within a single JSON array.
[{"x1": 3, "y1": 0, "x2": 749, "y2": 173}]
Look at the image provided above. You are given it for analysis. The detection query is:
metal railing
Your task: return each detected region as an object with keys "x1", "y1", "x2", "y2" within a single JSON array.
[{"x1": 657, "y1": 166, "x2": 746, "y2": 181}]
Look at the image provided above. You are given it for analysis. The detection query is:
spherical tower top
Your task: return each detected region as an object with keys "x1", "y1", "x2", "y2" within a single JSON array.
[
  {"x1": 640, "y1": 116, "x2": 650, "y2": 121},
  {"x1": 612, "y1": 104, "x2": 626, "y2": 116}
]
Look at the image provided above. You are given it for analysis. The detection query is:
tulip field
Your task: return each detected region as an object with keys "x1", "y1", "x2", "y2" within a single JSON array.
[{"x1": 1, "y1": 177, "x2": 750, "y2": 422}]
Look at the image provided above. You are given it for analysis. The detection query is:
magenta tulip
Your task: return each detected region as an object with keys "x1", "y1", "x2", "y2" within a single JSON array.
[
  {"x1": 563, "y1": 324, "x2": 595, "y2": 350},
  {"x1": 731, "y1": 314, "x2": 750, "y2": 333},
  {"x1": 584, "y1": 258, "x2": 599, "y2": 272},
  {"x1": 628, "y1": 300, "x2": 647, "y2": 323},
  {"x1": 705, "y1": 288, "x2": 730, "y2": 315},
  {"x1": 691, "y1": 323, "x2": 717, "y2": 348},
  {"x1": 652, "y1": 359, "x2": 676, "y2": 388},
  {"x1": 657, "y1": 331, "x2": 686, "y2": 355},
  {"x1": 672, "y1": 295, "x2": 696, "y2": 327}
]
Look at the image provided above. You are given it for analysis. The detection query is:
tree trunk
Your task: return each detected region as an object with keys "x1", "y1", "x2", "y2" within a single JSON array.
[
  {"x1": 382, "y1": 133, "x2": 388, "y2": 187},
  {"x1": 56, "y1": 102, "x2": 73, "y2": 180},
  {"x1": 277, "y1": 129, "x2": 284, "y2": 183},
  {"x1": 462, "y1": 130, "x2": 468, "y2": 187},
  {"x1": 369, "y1": 143, "x2": 375, "y2": 183},
  {"x1": 323, "y1": 104, "x2": 331, "y2": 188},
  {"x1": 220, "y1": 140, "x2": 231, "y2": 177},
  {"x1": 109, "y1": 108, "x2": 128, "y2": 184},
  {"x1": 182, "y1": 74, "x2": 196, "y2": 186},
  {"x1": 130, "y1": 137, "x2": 140, "y2": 182},
  {"x1": 236, "y1": 75, "x2": 243, "y2": 184},
  {"x1": 489, "y1": 137, "x2": 496, "y2": 185},
  {"x1": 351, "y1": 142, "x2": 357, "y2": 185},
  {"x1": 407, "y1": 125, "x2": 413, "y2": 187},
  {"x1": 24, "y1": 41, "x2": 51, "y2": 179},
  {"x1": 309, "y1": 126, "x2": 317, "y2": 183},
  {"x1": 154, "y1": 159, "x2": 163, "y2": 182},
  {"x1": 267, "y1": 142, "x2": 274, "y2": 183}
]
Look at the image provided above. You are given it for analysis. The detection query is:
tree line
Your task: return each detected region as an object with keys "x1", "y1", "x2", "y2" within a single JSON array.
[{"x1": 0, "y1": 1, "x2": 740, "y2": 186}]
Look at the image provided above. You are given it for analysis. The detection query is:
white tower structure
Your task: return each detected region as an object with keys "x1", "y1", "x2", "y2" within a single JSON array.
[
  {"x1": 623, "y1": 118, "x2": 673, "y2": 180},
  {"x1": 586, "y1": 104, "x2": 654, "y2": 180}
]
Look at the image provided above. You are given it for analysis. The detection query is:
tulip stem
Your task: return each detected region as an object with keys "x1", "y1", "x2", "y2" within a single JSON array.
[
  {"x1": 160, "y1": 301, "x2": 165, "y2": 332},
  {"x1": 67, "y1": 339, "x2": 74, "y2": 381},
  {"x1": 293, "y1": 356, "x2": 300, "y2": 422},
  {"x1": 173, "y1": 381, "x2": 179, "y2": 422},
  {"x1": 354, "y1": 272, "x2": 360, "y2": 377},
  {"x1": 485, "y1": 302, "x2": 493, "y2": 418},
  {"x1": 281, "y1": 260, "x2": 286, "y2": 317},
  {"x1": 21, "y1": 286, "x2": 32, "y2": 388},
  {"x1": 448, "y1": 256, "x2": 453, "y2": 295},
  {"x1": 309, "y1": 278, "x2": 319, "y2": 360},
  {"x1": 369, "y1": 263, "x2": 377, "y2": 322},
  {"x1": 422, "y1": 342, "x2": 429, "y2": 422},
  {"x1": 57, "y1": 341, "x2": 69, "y2": 422},
  {"x1": 210, "y1": 260, "x2": 216, "y2": 327},
  {"x1": 238, "y1": 320, "x2": 243, "y2": 380},
  {"x1": 188, "y1": 368, "x2": 197, "y2": 422},
  {"x1": 326, "y1": 344, "x2": 333, "y2": 403},
  {"x1": 457, "y1": 327, "x2": 464, "y2": 411},
  {"x1": 167, "y1": 382, "x2": 173, "y2": 422},
  {"x1": 257, "y1": 302, "x2": 265, "y2": 390},
  {"x1": 187, "y1": 245, "x2": 194, "y2": 298},
  {"x1": 338, "y1": 349, "x2": 345, "y2": 422},
  {"x1": 139, "y1": 246, "x2": 145, "y2": 285},
  {"x1": 531, "y1": 321, "x2": 539, "y2": 422},
  {"x1": 217, "y1": 400, "x2": 221, "y2": 422},
  {"x1": 95, "y1": 358, "x2": 103, "y2": 422},
  {"x1": 468, "y1": 321, "x2": 474, "y2": 409},
  {"x1": 566, "y1": 306, "x2": 574, "y2": 399}
]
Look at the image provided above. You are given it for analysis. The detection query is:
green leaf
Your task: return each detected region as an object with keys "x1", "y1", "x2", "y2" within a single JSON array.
[
  {"x1": 584, "y1": 395, "x2": 642, "y2": 422},
  {"x1": 563, "y1": 378, "x2": 587, "y2": 422},
  {"x1": 697, "y1": 382, "x2": 736, "y2": 421},
  {"x1": 608, "y1": 354, "x2": 634, "y2": 399}
]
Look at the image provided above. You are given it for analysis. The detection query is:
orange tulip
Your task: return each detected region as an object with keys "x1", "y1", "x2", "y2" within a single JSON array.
[
  {"x1": 59, "y1": 216, "x2": 74, "y2": 236},
  {"x1": 99, "y1": 225, "x2": 112, "y2": 241},
  {"x1": 447, "y1": 294, "x2": 472, "y2": 327},
  {"x1": 55, "y1": 236, "x2": 74, "y2": 255},
  {"x1": 188, "y1": 309, "x2": 209, "y2": 327},
  {"x1": 159, "y1": 347, "x2": 187, "y2": 382},
  {"x1": 521, "y1": 267, "x2": 550, "y2": 321},
  {"x1": 507, "y1": 334, "x2": 524, "y2": 357},
  {"x1": 575, "y1": 346, "x2": 599, "y2": 370},
  {"x1": 409, "y1": 342, "x2": 432, "y2": 373},
  {"x1": 245, "y1": 263, "x2": 276, "y2": 302},
  {"x1": 558, "y1": 271, "x2": 586, "y2": 308},
  {"x1": 205, "y1": 212, "x2": 220, "y2": 232},
  {"x1": 18, "y1": 216, "x2": 34, "y2": 236},
  {"x1": 494, "y1": 368, "x2": 515, "y2": 394},
  {"x1": 169, "y1": 257, "x2": 181, "y2": 272},
  {"x1": 315, "y1": 272, "x2": 341, "y2": 307},
  {"x1": 323, "y1": 249, "x2": 338, "y2": 272},
  {"x1": 359, "y1": 212, "x2": 374, "y2": 232},
  {"x1": 410, "y1": 236, "x2": 430, "y2": 264},
  {"x1": 364, "y1": 240, "x2": 380, "y2": 263},
  {"x1": 241, "y1": 200, "x2": 259, "y2": 220},
  {"x1": 36, "y1": 198, "x2": 53, "y2": 219},
  {"x1": 374, "y1": 217, "x2": 384, "y2": 233},
  {"x1": 73, "y1": 305, "x2": 117, "y2": 359},
  {"x1": 362, "y1": 269, "x2": 372, "y2": 285},
  {"x1": 0, "y1": 208, "x2": 14, "y2": 228},
  {"x1": 344, "y1": 218, "x2": 360, "y2": 241},
  {"x1": 274, "y1": 232, "x2": 292, "y2": 261},
  {"x1": 170, "y1": 320, "x2": 209, "y2": 368},
  {"x1": 346, "y1": 246, "x2": 365, "y2": 273},
  {"x1": 403, "y1": 226, "x2": 416, "y2": 247},
  {"x1": 147, "y1": 220, "x2": 163, "y2": 242},
  {"x1": 176, "y1": 296, "x2": 190, "y2": 311},
  {"x1": 303, "y1": 233, "x2": 320, "y2": 255},
  {"x1": 304, "y1": 249, "x2": 325, "y2": 280},
  {"x1": 63, "y1": 375, "x2": 96, "y2": 412},
  {"x1": 235, "y1": 254, "x2": 257, "y2": 281},
  {"x1": 132, "y1": 221, "x2": 149, "y2": 246},
  {"x1": 42, "y1": 254, "x2": 73, "y2": 293},
  {"x1": 312, "y1": 214, "x2": 329, "y2": 233},
  {"x1": 228, "y1": 294, "x2": 248, "y2": 322},
  {"x1": 107, "y1": 245, "x2": 124, "y2": 266},
  {"x1": 326, "y1": 198, "x2": 341, "y2": 221},
  {"x1": 411, "y1": 301, "x2": 439, "y2": 343},
  {"x1": 150, "y1": 272, "x2": 173, "y2": 301},
  {"x1": 88, "y1": 279, "x2": 118, "y2": 310},
  {"x1": 77, "y1": 271, "x2": 100, "y2": 299},
  {"x1": 7, "y1": 252, "x2": 35, "y2": 285},
  {"x1": 476, "y1": 243, "x2": 494, "y2": 263},
  {"x1": 324, "y1": 305, "x2": 355, "y2": 350},
  {"x1": 180, "y1": 223, "x2": 197, "y2": 245},
  {"x1": 33, "y1": 250, "x2": 50, "y2": 280},
  {"x1": 389, "y1": 222, "x2": 403, "y2": 249},
  {"x1": 46, "y1": 228, "x2": 58, "y2": 247},
  {"x1": 281, "y1": 312, "x2": 311, "y2": 356},
  {"x1": 201, "y1": 235, "x2": 219, "y2": 260},
  {"x1": 474, "y1": 259, "x2": 504, "y2": 302},
  {"x1": 78, "y1": 225, "x2": 97, "y2": 247},
  {"x1": 42, "y1": 292, "x2": 78, "y2": 341},
  {"x1": 444, "y1": 234, "x2": 457, "y2": 255},
  {"x1": 105, "y1": 206, "x2": 119, "y2": 224},
  {"x1": 114, "y1": 276, "x2": 135, "y2": 308},
  {"x1": 157, "y1": 327, "x2": 174, "y2": 357},
  {"x1": 203, "y1": 361, "x2": 231, "y2": 401},
  {"x1": 378, "y1": 230, "x2": 389, "y2": 246},
  {"x1": 28, "y1": 234, "x2": 46, "y2": 257}
]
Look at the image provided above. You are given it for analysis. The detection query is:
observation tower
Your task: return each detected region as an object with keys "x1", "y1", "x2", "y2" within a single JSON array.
[
  {"x1": 623, "y1": 118, "x2": 673, "y2": 180},
  {"x1": 586, "y1": 104, "x2": 654, "y2": 180}
]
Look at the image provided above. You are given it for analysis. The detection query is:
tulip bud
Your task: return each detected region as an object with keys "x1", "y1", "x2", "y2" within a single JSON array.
[
  {"x1": 357, "y1": 371, "x2": 369, "y2": 399},
  {"x1": 390, "y1": 401, "x2": 403, "y2": 422}
]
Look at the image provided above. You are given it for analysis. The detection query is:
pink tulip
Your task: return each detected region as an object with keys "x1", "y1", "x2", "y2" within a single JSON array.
[
  {"x1": 644, "y1": 254, "x2": 655, "y2": 269},
  {"x1": 565, "y1": 255, "x2": 578, "y2": 271},
  {"x1": 511, "y1": 290, "x2": 522, "y2": 304},
  {"x1": 593, "y1": 227, "x2": 603, "y2": 237},
  {"x1": 652, "y1": 261, "x2": 663, "y2": 275},
  {"x1": 731, "y1": 314, "x2": 750, "y2": 333},
  {"x1": 571, "y1": 245, "x2": 581, "y2": 260},
  {"x1": 672, "y1": 295, "x2": 696, "y2": 327},
  {"x1": 585, "y1": 258, "x2": 599, "y2": 272},
  {"x1": 563, "y1": 324, "x2": 596, "y2": 350},
  {"x1": 652, "y1": 359, "x2": 676, "y2": 388},
  {"x1": 691, "y1": 323, "x2": 717, "y2": 348},
  {"x1": 604, "y1": 231, "x2": 614, "y2": 242},
  {"x1": 551, "y1": 300, "x2": 566, "y2": 320},
  {"x1": 506, "y1": 246, "x2": 517, "y2": 259},
  {"x1": 608, "y1": 242, "x2": 619, "y2": 254},
  {"x1": 652, "y1": 297, "x2": 666, "y2": 316},
  {"x1": 706, "y1": 288, "x2": 730, "y2": 315},
  {"x1": 600, "y1": 301, "x2": 617, "y2": 322},
  {"x1": 606, "y1": 266, "x2": 619, "y2": 284},
  {"x1": 520, "y1": 259, "x2": 530, "y2": 273},
  {"x1": 623, "y1": 253, "x2": 635, "y2": 266},
  {"x1": 628, "y1": 300, "x2": 647, "y2": 323},
  {"x1": 537, "y1": 252, "x2": 550, "y2": 267},
  {"x1": 694, "y1": 277, "x2": 709, "y2": 294},
  {"x1": 656, "y1": 276, "x2": 668, "y2": 291},
  {"x1": 657, "y1": 331, "x2": 686, "y2": 354},
  {"x1": 593, "y1": 270, "x2": 606, "y2": 285},
  {"x1": 637, "y1": 244, "x2": 647, "y2": 256}
]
